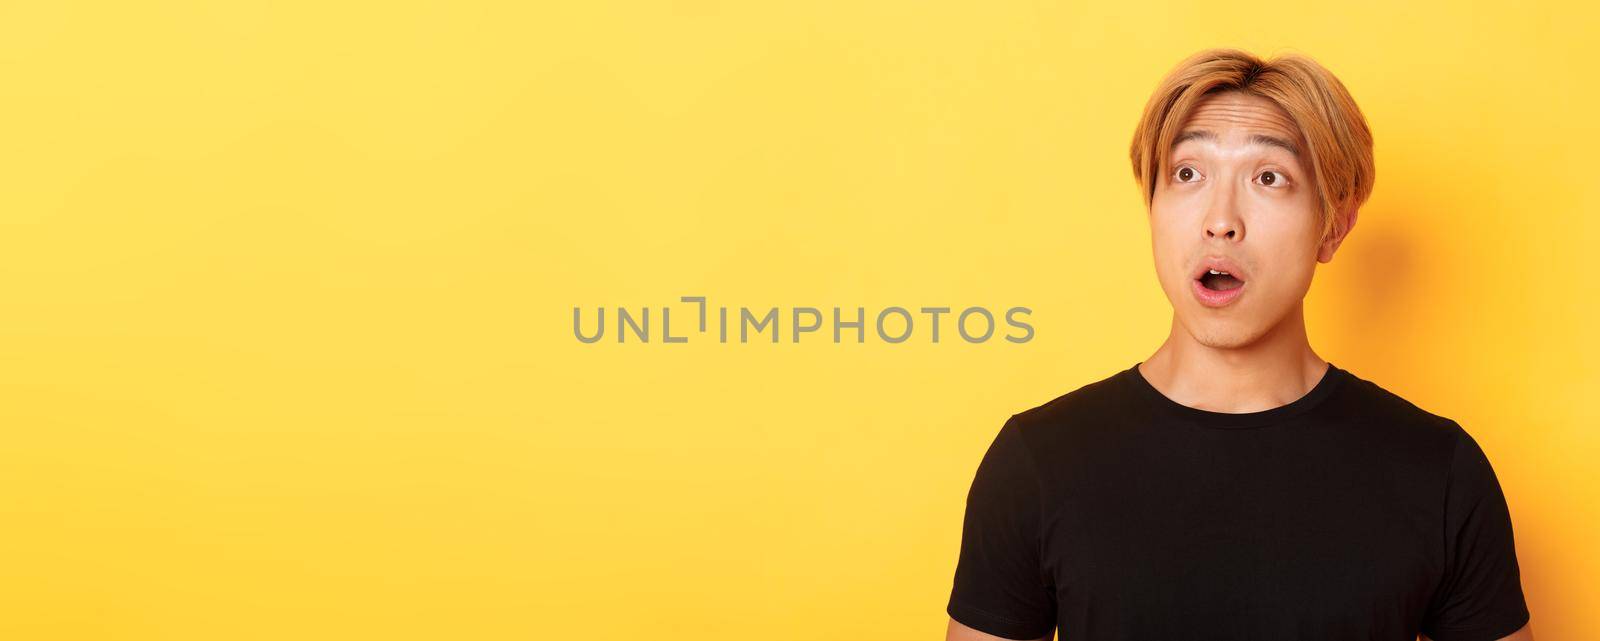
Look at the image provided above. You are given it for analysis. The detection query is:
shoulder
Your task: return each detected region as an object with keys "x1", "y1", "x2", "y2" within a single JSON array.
[
  {"x1": 1326, "y1": 366, "x2": 1470, "y2": 455},
  {"x1": 1003, "y1": 365, "x2": 1135, "y2": 445},
  {"x1": 1334, "y1": 367, "x2": 1458, "y2": 429}
]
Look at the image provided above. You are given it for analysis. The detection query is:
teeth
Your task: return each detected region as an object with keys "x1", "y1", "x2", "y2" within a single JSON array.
[{"x1": 1207, "y1": 269, "x2": 1229, "y2": 275}]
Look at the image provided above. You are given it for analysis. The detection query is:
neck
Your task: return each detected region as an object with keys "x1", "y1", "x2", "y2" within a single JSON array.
[{"x1": 1138, "y1": 302, "x2": 1329, "y2": 413}]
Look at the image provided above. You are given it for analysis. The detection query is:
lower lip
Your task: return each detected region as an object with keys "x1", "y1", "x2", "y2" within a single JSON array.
[{"x1": 1192, "y1": 278, "x2": 1246, "y2": 307}]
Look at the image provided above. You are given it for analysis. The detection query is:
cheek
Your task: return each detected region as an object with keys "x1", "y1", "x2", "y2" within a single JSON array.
[
  {"x1": 1248, "y1": 198, "x2": 1322, "y2": 251},
  {"x1": 1147, "y1": 212, "x2": 1188, "y2": 283},
  {"x1": 1148, "y1": 198, "x2": 1194, "y2": 254},
  {"x1": 1149, "y1": 188, "x2": 1197, "y2": 225},
  {"x1": 1253, "y1": 191, "x2": 1320, "y2": 235},
  {"x1": 1254, "y1": 236, "x2": 1321, "y2": 297}
]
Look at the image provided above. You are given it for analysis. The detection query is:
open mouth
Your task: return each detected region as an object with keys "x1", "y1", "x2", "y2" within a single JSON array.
[{"x1": 1197, "y1": 269, "x2": 1244, "y2": 292}]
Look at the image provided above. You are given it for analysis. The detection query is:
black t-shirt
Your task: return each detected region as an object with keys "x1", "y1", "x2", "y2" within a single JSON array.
[{"x1": 947, "y1": 362, "x2": 1530, "y2": 641}]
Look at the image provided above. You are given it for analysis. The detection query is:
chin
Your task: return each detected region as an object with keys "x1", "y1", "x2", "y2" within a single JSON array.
[{"x1": 1183, "y1": 317, "x2": 1269, "y2": 350}]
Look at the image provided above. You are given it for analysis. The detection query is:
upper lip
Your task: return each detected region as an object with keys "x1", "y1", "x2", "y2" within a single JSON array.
[{"x1": 1192, "y1": 255, "x2": 1248, "y2": 282}]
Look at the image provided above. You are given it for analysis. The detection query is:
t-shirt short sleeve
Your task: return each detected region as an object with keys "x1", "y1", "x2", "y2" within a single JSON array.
[
  {"x1": 1420, "y1": 423, "x2": 1531, "y2": 641},
  {"x1": 947, "y1": 415, "x2": 1057, "y2": 640}
]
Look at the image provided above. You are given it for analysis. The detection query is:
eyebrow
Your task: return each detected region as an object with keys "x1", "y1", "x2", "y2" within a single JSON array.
[{"x1": 1171, "y1": 129, "x2": 1301, "y2": 158}]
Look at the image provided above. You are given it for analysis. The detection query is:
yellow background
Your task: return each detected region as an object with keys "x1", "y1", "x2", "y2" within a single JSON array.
[{"x1": 2, "y1": 1, "x2": 1594, "y2": 639}]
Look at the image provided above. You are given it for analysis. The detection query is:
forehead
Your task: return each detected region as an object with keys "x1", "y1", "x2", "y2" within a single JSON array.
[{"x1": 1172, "y1": 91, "x2": 1304, "y2": 158}]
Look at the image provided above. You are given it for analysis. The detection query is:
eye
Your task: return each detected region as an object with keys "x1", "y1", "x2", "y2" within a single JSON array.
[
  {"x1": 1173, "y1": 164, "x2": 1202, "y2": 183},
  {"x1": 1256, "y1": 169, "x2": 1289, "y2": 187}
]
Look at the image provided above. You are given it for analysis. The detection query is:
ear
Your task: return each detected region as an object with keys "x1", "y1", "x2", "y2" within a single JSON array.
[{"x1": 1317, "y1": 204, "x2": 1359, "y2": 263}]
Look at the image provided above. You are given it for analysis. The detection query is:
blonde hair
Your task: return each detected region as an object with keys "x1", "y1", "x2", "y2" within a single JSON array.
[{"x1": 1129, "y1": 49, "x2": 1374, "y2": 242}]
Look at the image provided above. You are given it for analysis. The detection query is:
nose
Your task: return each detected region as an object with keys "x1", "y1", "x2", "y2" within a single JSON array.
[{"x1": 1203, "y1": 181, "x2": 1244, "y2": 242}]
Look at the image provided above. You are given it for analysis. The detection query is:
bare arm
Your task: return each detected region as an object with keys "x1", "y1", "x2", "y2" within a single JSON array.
[{"x1": 946, "y1": 617, "x2": 1053, "y2": 641}]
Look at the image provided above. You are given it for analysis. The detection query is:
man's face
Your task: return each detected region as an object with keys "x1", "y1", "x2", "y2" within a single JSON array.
[{"x1": 1149, "y1": 90, "x2": 1327, "y2": 349}]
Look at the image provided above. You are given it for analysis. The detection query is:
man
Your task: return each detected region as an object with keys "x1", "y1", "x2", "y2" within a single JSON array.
[{"x1": 944, "y1": 49, "x2": 1534, "y2": 641}]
